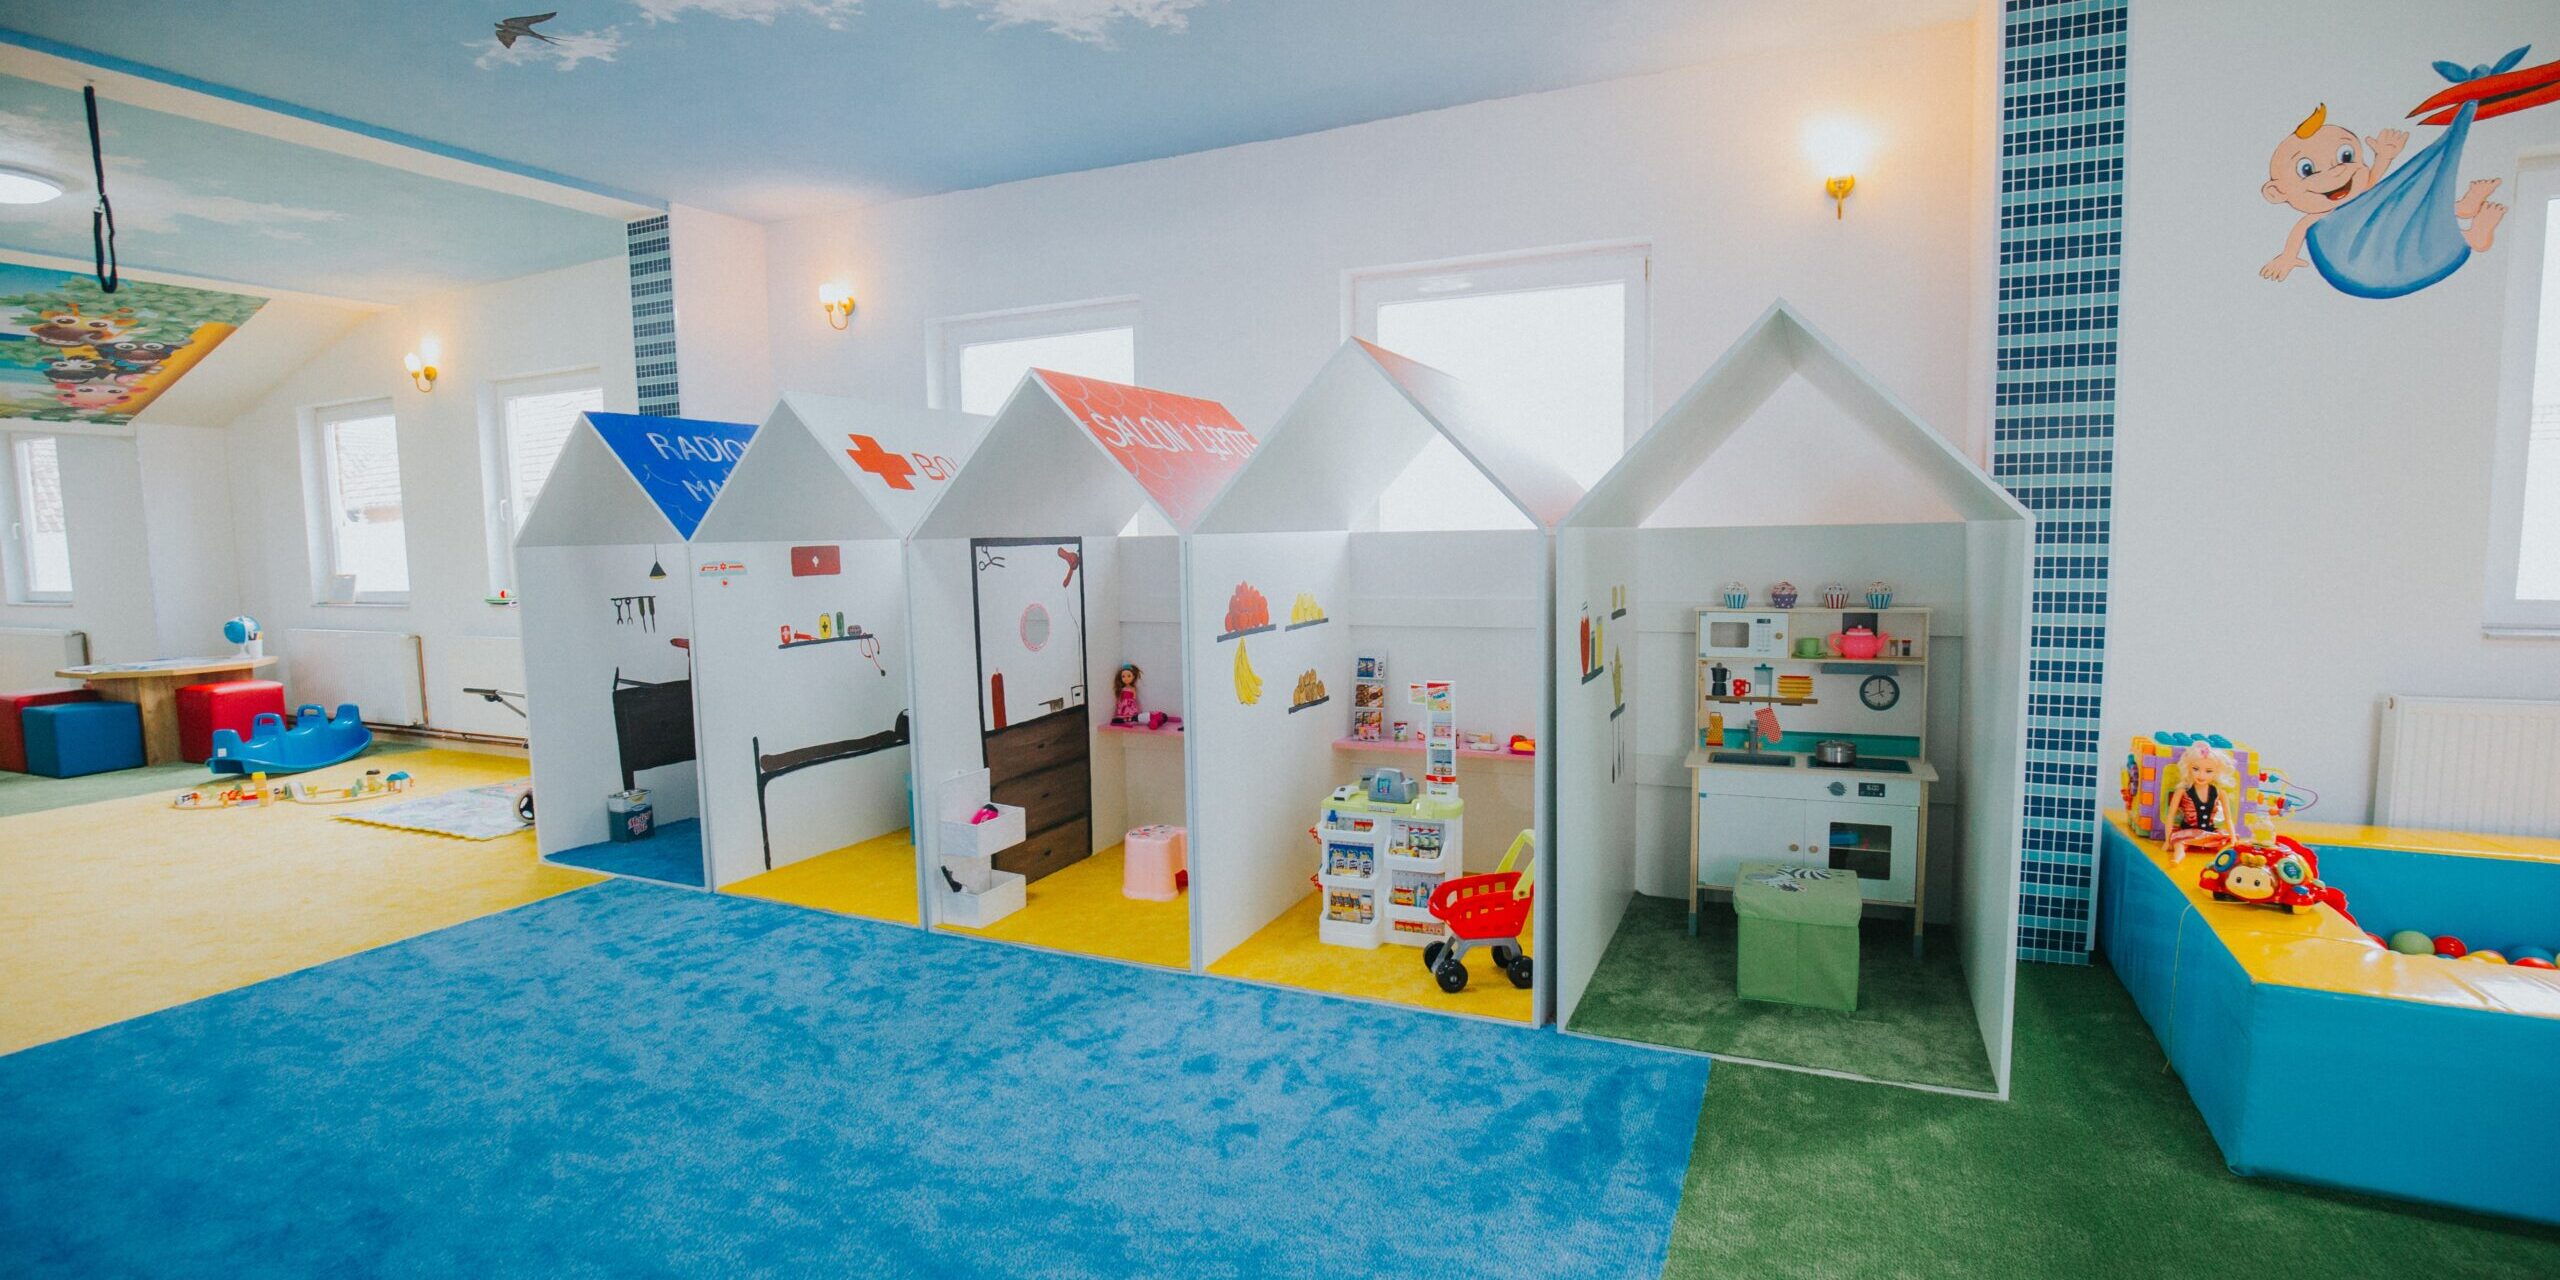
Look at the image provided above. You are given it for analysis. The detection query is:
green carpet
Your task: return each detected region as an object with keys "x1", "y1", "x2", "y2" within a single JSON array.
[
  {"x1": 1667, "y1": 960, "x2": 2560, "y2": 1279},
  {"x1": 0, "y1": 742, "x2": 423, "y2": 818},
  {"x1": 1570, "y1": 894, "x2": 1993, "y2": 1092}
]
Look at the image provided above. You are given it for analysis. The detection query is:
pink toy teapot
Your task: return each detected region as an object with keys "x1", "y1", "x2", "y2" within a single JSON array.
[{"x1": 1827, "y1": 626, "x2": 1895, "y2": 660}]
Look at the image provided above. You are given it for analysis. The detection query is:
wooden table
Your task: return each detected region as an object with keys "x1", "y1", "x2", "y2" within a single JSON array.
[{"x1": 56, "y1": 656, "x2": 278, "y2": 765}]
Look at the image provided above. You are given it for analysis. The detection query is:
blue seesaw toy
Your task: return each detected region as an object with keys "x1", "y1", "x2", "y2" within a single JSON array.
[{"x1": 208, "y1": 703, "x2": 373, "y2": 775}]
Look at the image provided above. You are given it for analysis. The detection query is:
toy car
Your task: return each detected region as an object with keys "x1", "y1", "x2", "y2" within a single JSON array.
[{"x1": 2198, "y1": 835, "x2": 2351, "y2": 919}]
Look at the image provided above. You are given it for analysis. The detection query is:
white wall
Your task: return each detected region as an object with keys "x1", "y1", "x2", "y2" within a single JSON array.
[
  {"x1": 517, "y1": 541, "x2": 700, "y2": 855},
  {"x1": 1554, "y1": 526, "x2": 1640, "y2": 1020},
  {"x1": 137, "y1": 424, "x2": 242, "y2": 655},
  {"x1": 668, "y1": 204, "x2": 777, "y2": 425},
  {"x1": 761, "y1": 23, "x2": 1984, "y2": 471},
  {"x1": 0, "y1": 432, "x2": 150, "y2": 665},
  {"x1": 223, "y1": 257, "x2": 637, "y2": 727},
  {"x1": 2116, "y1": 0, "x2": 2560, "y2": 818},
  {"x1": 690, "y1": 537, "x2": 912, "y2": 888}
]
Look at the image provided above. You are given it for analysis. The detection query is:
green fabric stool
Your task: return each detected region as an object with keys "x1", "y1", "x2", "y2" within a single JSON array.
[{"x1": 1732, "y1": 862, "x2": 1861, "y2": 1011}]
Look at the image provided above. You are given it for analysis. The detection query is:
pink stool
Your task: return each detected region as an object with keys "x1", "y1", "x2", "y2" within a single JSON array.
[{"x1": 1123, "y1": 824, "x2": 1188, "y2": 901}]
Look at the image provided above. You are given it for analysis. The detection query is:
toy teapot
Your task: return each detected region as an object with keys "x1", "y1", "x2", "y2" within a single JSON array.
[{"x1": 1827, "y1": 626, "x2": 1895, "y2": 660}]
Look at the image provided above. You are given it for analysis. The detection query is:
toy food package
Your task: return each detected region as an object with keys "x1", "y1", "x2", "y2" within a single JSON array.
[{"x1": 2121, "y1": 732, "x2": 2263, "y2": 840}]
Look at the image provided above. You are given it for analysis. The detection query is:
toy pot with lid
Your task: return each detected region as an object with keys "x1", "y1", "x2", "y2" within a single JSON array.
[{"x1": 1827, "y1": 626, "x2": 1895, "y2": 660}]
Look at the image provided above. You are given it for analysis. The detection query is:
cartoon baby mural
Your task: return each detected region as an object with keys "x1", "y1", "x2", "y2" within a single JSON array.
[{"x1": 2259, "y1": 46, "x2": 2560, "y2": 298}]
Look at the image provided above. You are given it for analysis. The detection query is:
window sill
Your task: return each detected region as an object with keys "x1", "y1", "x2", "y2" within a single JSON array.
[
  {"x1": 314, "y1": 599, "x2": 412, "y2": 610},
  {"x1": 4, "y1": 598, "x2": 74, "y2": 608},
  {"x1": 2483, "y1": 624, "x2": 2560, "y2": 640}
]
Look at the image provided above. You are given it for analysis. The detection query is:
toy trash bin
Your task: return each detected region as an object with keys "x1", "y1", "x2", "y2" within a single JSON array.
[{"x1": 1732, "y1": 861, "x2": 1861, "y2": 1011}]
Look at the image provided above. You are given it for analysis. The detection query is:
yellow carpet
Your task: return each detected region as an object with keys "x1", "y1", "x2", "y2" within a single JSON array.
[
  {"x1": 0, "y1": 749, "x2": 600, "y2": 1056},
  {"x1": 725, "y1": 829, "x2": 921, "y2": 925},
  {"x1": 1210, "y1": 892, "x2": 1534, "y2": 1023},
  {"x1": 938, "y1": 844, "x2": 1190, "y2": 970}
]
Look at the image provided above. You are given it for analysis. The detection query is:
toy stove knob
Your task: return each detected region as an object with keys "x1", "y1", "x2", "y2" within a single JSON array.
[{"x1": 1828, "y1": 781, "x2": 1846, "y2": 796}]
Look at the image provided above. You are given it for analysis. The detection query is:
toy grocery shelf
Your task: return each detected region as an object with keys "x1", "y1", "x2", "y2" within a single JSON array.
[
  {"x1": 1332, "y1": 737, "x2": 1534, "y2": 762},
  {"x1": 1703, "y1": 695, "x2": 1819, "y2": 706}
]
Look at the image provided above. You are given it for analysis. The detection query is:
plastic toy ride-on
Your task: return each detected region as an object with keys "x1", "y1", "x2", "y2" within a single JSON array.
[{"x1": 1420, "y1": 830, "x2": 1537, "y2": 993}]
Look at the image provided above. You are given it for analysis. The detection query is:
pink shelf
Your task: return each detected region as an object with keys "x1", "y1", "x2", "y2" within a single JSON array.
[
  {"x1": 1332, "y1": 736, "x2": 1535, "y2": 762},
  {"x1": 1100, "y1": 722, "x2": 1186, "y2": 739}
]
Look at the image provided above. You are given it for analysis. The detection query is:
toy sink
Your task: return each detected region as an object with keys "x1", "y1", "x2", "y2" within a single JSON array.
[{"x1": 1708, "y1": 751, "x2": 1797, "y2": 767}]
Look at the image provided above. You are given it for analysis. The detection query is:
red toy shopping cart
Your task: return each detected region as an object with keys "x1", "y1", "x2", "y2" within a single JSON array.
[{"x1": 1421, "y1": 830, "x2": 1536, "y2": 993}]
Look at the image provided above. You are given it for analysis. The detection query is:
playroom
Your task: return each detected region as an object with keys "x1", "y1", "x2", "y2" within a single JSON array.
[
  {"x1": 1553, "y1": 304, "x2": 2030, "y2": 1096},
  {"x1": 902, "y1": 367, "x2": 1256, "y2": 970},
  {"x1": 1190, "y1": 338, "x2": 1581, "y2": 1022},
  {"x1": 688, "y1": 394, "x2": 986, "y2": 922}
]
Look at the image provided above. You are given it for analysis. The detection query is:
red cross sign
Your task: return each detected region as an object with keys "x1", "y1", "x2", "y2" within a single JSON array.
[{"x1": 844, "y1": 433, "x2": 916, "y2": 489}]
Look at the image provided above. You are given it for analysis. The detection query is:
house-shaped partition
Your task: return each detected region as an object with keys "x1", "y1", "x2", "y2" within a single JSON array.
[
  {"x1": 516, "y1": 411, "x2": 758, "y2": 888},
  {"x1": 1191, "y1": 339, "x2": 1581, "y2": 1024},
  {"x1": 688, "y1": 393, "x2": 989, "y2": 920},
  {"x1": 1554, "y1": 301, "x2": 2030, "y2": 1098},
  {"x1": 907, "y1": 369, "x2": 1257, "y2": 969}
]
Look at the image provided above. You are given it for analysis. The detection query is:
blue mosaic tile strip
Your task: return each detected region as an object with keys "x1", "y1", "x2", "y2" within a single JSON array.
[
  {"x1": 626, "y1": 215, "x2": 680, "y2": 416},
  {"x1": 1997, "y1": 0, "x2": 2123, "y2": 963}
]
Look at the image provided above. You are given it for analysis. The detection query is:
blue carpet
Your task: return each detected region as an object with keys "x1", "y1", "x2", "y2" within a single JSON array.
[
  {"x1": 0, "y1": 880, "x2": 1709, "y2": 1278},
  {"x1": 545, "y1": 817, "x2": 706, "y2": 887}
]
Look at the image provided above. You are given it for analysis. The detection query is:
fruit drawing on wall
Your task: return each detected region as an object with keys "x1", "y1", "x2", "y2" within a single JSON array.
[
  {"x1": 0, "y1": 263, "x2": 263, "y2": 424},
  {"x1": 1232, "y1": 637, "x2": 1263, "y2": 705},
  {"x1": 2258, "y1": 46, "x2": 2559, "y2": 297},
  {"x1": 1218, "y1": 581, "x2": 1272, "y2": 641}
]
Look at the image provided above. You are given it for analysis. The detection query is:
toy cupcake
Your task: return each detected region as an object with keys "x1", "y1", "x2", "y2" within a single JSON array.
[
  {"x1": 1721, "y1": 581, "x2": 1749, "y2": 609},
  {"x1": 1866, "y1": 581, "x2": 1894, "y2": 609},
  {"x1": 1770, "y1": 581, "x2": 1799, "y2": 609},
  {"x1": 1819, "y1": 583, "x2": 1849, "y2": 610}
]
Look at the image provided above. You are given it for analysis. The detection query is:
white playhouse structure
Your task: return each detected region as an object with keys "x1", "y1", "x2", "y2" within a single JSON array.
[
  {"x1": 905, "y1": 369, "x2": 1258, "y2": 967},
  {"x1": 687, "y1": 393, "x2": 989, "y2": 910},
  {"x1": 1553, "y1": 301, "x2": 2030, "y2": 1096},
  {"x1": 515, "y1": 411, "x2": 759, "y2": 887},
  {"x1": 1188, "y1": 339, "x2": 1581, "y2": 1022}
]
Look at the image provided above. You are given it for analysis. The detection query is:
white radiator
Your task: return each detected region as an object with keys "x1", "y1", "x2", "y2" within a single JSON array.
[
  {"x1": 282, "y1": 628, "x2": 427, "y2": 727},
  {"x1": 0, "y1": 626, "x2": 87, "y2": 689},
  {"x1": 2374, "y1": 696, "x2": 2560, "y2": 837}
]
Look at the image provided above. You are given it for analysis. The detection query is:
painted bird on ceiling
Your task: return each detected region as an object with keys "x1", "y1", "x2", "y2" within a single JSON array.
[{"x1": 494, "y1": 13, "x2": 561, "y2": 48}]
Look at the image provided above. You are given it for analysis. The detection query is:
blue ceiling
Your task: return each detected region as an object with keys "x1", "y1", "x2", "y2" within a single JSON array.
[
  {"x1": 1, "y1": 1, "x2": 1971, "y2": 222},
  {"x1": 0, "y1": 75, "x2": 625, "y2": 303}
]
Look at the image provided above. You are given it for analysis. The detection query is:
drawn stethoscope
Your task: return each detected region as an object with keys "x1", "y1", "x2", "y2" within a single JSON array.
[{"x1": 859, "y1": 629, "x2": 884, "y2": 676}]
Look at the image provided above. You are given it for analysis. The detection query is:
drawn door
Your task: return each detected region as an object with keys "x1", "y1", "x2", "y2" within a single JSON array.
[{"x1": 971, "y1": 537, "x2": 1091, "y2": 881}]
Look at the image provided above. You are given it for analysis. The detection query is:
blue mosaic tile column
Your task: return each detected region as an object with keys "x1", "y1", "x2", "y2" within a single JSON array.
[
  {"x1": 1995, "y1": 0, "x2": 2123, "y2": 963},
  {"x1": 626, "y1": 215, "x2": 681, "y2": 416}
]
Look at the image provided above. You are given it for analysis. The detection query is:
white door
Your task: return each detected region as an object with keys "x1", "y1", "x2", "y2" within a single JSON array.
[
  {"x1": 1814, "y1": 803, "x2": 1921, "y2": 905},
  {"x1": 1697, "y1": 794, "x2": 1811, "y2": 888}
]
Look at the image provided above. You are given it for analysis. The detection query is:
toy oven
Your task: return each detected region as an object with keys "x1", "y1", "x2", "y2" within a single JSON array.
[{"x1": 1697, "y1": 611, "x2": 1787, "y2": 660}]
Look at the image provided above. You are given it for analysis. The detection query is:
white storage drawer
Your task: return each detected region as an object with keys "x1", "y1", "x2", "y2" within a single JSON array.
[{"x1": 939, "y1": 802, "x2": 1027, "y2": 860}]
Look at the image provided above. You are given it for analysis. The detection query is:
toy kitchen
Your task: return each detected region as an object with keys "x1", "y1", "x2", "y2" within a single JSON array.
[{"x1": 1686, "y1": 586, "x2": 1937, "y2": 955}]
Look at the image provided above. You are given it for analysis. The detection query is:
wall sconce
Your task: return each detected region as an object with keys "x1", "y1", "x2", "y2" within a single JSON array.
[
  {"x1": 403, "y1": 338, "x2": 440, "y2": 392},
  {"x1": 1802, "y1": 116, "x2": 1874, "y2": 221},
  {"x1": 819, "y1": 281, "x2": 855, "y2": 330},
  {"x1": 1824, "y1": 175, "x2": 1856, "y2": 219}
]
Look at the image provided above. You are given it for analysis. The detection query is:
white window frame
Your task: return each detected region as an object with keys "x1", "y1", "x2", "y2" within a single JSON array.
[
  {"x1": 2487, "y1": 158, "x2": 2560, "y2": 635},
  {"x1": 479, "y1": 367, "x2": 605, "y2": 597},
  {"x1": 2, "y1": 432, "x2": 72, "y2": 605},
  {"x1": 1344, "y1": 240, "x2": 1652, "y2": 526},
  {"x1": 300, "y1": 397, "x2": 410, "y2": 607},
  {"x1": 928, "y1": 296, "x2": 1141, "y2": 414}
]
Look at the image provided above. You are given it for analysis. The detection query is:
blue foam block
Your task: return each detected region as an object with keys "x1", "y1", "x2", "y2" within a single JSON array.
[{"x1": 22, "y1": 701, "x2": 143, "y2": 778}]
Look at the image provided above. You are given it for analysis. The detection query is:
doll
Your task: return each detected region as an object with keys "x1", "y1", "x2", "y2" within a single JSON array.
[
  {"x1": 1111, "y1": 663, "x2": 1142, "y2": 726},
  {"x1": 2164, "y1": 742, "x2": 2234, "y2": 862}
]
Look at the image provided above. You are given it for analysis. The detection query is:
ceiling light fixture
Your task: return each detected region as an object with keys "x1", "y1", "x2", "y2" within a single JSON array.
[{"x1": 0, "y1": 166, "x2": 63, "y2": 205}]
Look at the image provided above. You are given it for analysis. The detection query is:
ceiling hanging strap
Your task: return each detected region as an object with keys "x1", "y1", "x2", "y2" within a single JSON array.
[{"x1": 83, "y1": 84, "x2": 118, "y2": 295}]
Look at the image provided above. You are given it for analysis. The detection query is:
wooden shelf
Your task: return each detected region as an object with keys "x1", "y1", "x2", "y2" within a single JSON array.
[
  {"x1": 1100, "y1": 722, "x2": 1185, "y2": 740},
  {"x1": 1333, "y1": 737, "x2": 1534, "y2": 762},
  {"x1": 1703, "y1": 696, "x2": 1818, "y2": 707}
]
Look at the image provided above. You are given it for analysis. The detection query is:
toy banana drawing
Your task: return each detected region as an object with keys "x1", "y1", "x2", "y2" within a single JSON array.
[{"x1": 1233, "y1": 637, "x2": 1263, "y2": 705}]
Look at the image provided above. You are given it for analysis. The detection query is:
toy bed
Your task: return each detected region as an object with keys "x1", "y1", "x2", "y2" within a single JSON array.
[
  {"x1": 2099, "y1": 818, "x2": 2560, "y2": 1226},
  {"x1": 751, "y1": 711, "x2": 911, "y2": 869},
  {"x1": 611, "y1": 667, "x2": 696, "y2": 792}
]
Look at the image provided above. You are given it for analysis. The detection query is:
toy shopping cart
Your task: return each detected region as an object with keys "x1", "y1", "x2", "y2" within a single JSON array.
[{"x1": 1420, "y1": 830, "x2": 1536, "y2": 993}]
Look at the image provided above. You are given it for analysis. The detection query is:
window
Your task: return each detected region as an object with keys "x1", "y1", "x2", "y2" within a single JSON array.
[
  {"x1": 933, "y1": 299, "x2": 1138, "y2": 416},
  {"x1": 1350, "y1": 244, "x2": 1649, "y2": 530},
  {"x1": 308, "y1": 401, "x2": 409, "y2": 603},
  {"x1": 482, "y1": 370, "x2": 603, "y2": 593},
  {"x1": 2489, "y1": 164, "x2": 2560, "y2": 632},
  {"x1": 4, "y1": 435, "x2": 71, "y2": 602}
]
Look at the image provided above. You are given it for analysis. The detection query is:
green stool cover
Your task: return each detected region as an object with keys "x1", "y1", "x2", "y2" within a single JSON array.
[{"x1": 1732, "y1": 861, "x2": 1861, "y2": 1011}]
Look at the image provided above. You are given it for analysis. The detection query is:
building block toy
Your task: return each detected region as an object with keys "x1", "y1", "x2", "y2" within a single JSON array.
[
  {"x1": 208, "y1": 703, "x2": 372, "y2": 775},
  {"x1": 176, "y1": 679, "x2": 287, "y2": 764},
  {"x1": 0, "y1": 687, "x2": 98, "y2": 772},
  {"x1": 23, "y1": 700, "x2": 144, "y2": 778}
]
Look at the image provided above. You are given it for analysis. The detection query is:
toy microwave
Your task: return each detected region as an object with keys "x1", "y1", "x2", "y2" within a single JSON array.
[{"x1": 1698, "y1": 610, "x2": 1788, "y2": 659}]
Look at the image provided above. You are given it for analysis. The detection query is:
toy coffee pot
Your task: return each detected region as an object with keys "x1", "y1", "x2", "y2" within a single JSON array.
[{"x1": 1826, "y1": 626, "x2": 1895, "y2": 660}]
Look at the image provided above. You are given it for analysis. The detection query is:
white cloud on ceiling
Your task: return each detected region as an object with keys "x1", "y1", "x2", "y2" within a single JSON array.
[
  {"x1": 473, "y1": 25, "x2": 631, "y2": 71},
  {"x1": 936, "y1": 0, "x2": 1206, "y2": 44},
  {"x1": 630, "y1": 0, "x2": 865, "y2": 26},
  {"x1": 0, "y1": 108, "x2": 342, "y2": 241}
]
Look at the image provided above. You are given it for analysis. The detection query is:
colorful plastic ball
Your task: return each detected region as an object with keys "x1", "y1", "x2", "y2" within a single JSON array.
[
  {"x1": 2386, "y1": 930, "x2": 2433, "y2": 955},
  {"x1": 2509, "y1": 946, "x2": 2555, "y2": 967},
  {"x1": 2463, "y1": 950, "x2": 2507, "y2": 964},
  {"x1": 2433, "y1": 936, "x2": 2468, "y2": 959},
  {"x1": 2515, "y1": 956, "x2": 2557, "y2": 970}
]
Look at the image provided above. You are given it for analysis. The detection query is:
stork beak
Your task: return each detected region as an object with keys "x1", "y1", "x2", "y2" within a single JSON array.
[{"x1": 2409, "y1": 55, "x2": 2560, "y2": 124}]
